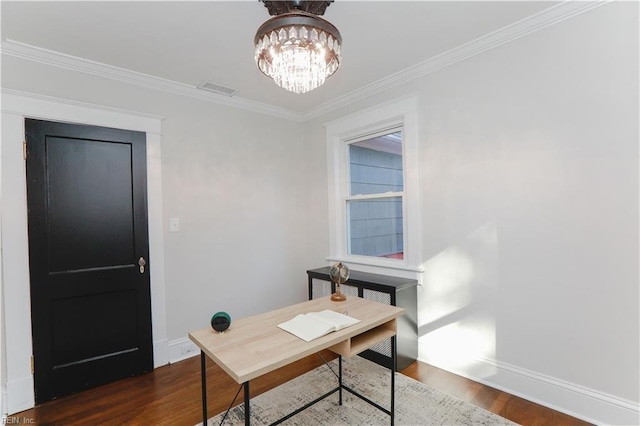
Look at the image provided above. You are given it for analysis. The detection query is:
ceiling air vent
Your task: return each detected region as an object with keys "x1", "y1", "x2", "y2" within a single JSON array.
[{"x1": 196, "y1": 80, "x2": 238, "y2": 97}]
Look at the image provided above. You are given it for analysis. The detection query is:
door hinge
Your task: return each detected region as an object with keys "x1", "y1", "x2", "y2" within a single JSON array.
[
  {"x1": 23, "y1": 141, "x2": 28, "y2": 160},
  {"x1": 31, "y1": 355, "x2": 34, "y2": 374}
]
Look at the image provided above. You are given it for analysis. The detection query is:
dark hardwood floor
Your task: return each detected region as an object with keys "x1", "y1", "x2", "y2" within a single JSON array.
[{"x1": 11, "y1": 351, "x2": 590, "y2": 425}]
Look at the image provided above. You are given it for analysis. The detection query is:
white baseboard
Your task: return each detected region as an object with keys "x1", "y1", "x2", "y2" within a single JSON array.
[
  {"x1": 168, "y1": 337, "x2": 200, "y2": 364},
  {"x1": 153, "y1": 338, "x2": 169, "y2": 368},
  {"x1": 418, "y1": 341, "x2": 640, "y2": 426},
  {"x1": 1, "y1": 383, "x2": 7, "y2": 417},
  {"x1": 6, "y1": 375, "x2": 34, "y2": 415}
]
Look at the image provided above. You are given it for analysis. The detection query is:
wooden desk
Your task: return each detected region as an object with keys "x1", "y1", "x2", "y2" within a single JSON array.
[{"x1": 189, "y1": 296, "x2": 405, "y2": 425}]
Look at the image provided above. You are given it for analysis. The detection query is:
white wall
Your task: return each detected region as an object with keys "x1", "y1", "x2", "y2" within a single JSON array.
[
  {"x1": 415, "y1": 4, "x2": 638, "y2": 423},
  {"x1": 305, "y1": 2, "x2": 639, "y2": 425},
  {"x1": 159, "y1": 99, "x2": 309, "y2": 340}
]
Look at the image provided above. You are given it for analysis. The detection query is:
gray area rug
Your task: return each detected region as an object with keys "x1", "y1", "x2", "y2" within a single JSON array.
[{"x1": 202, "y1": 356, "x2": 518, "y2": 426}]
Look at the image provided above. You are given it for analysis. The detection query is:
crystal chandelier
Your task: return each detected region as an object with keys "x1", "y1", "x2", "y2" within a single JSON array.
[{"x1": 254, "y1": 1, "x2": 342, "y2": 94}]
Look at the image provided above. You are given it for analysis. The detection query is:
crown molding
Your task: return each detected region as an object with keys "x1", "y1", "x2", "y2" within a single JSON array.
[
  {"x1": 1, "y1": 1, "x2": 608, "y2": 123},
  {"x1": 301, "y1": 0, "x2": 610, "y2": 121},
  {"x1": 0, "y1": 39, "x2": 306, "y2": 122}
]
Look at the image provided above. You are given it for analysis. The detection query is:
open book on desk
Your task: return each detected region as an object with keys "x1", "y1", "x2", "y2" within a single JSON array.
[{"x1": 277, "y1": 310, "x2": 361, "y2": 342}]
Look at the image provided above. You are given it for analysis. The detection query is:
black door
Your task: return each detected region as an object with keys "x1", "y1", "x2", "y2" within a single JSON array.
[{"x1": 25, "y1": 119, "x2": 153, "y2": 403}]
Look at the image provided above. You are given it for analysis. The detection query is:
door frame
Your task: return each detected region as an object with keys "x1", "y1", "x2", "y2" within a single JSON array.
[{"x1": 1, "y1": 90, "x2": 167, "y2": 415}]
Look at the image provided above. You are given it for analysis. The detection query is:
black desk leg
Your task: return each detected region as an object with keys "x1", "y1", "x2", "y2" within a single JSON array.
[
  {"x1": 201, "y1": 351, "x2": 208, "y2": 426},
  {"x1": 391, "y1": 336, "x2": 397, "y2": 426},
  {"x1": 244, "y1": 381, "x2": 250, "y2": 426},
  {"x1": 338, "y1": 356, "x2": 343, "y2": 405}
]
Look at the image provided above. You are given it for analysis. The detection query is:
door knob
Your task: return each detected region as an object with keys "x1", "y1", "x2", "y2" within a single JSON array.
[{"x1": 138, "y1": 257, "x2": 147, "y2": 274}]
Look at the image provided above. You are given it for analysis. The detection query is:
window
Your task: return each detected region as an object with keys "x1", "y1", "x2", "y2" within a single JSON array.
[{"x1": 326, "y1": 97, "x2": 422, "y2": 277}]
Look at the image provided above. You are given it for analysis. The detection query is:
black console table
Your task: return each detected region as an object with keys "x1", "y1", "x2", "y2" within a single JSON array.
[{"x1": 307, "y1": 266, "x2": 418, "y2": 371}]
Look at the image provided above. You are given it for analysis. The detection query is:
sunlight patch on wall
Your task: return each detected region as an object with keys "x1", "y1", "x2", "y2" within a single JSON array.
[
  {"x1": 420, "y1": 247, "x2": 474, "y2": 325},
  {"x1": 417, "y1": 224, "x2": 498, "y2": 373},
  {"x1": 420, "y1": 318, "x2": 497, "y2": 373}
]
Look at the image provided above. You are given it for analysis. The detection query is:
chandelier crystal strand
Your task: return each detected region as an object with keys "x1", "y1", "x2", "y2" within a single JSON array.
[{"x1": 254, "y1": 12, "x2": 342, "y2": 94}]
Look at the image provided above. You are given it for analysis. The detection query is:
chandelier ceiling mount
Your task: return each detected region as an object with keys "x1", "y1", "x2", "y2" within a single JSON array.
[{"x1": 260, "y1": 1, "x2": 335, "y2": 16}]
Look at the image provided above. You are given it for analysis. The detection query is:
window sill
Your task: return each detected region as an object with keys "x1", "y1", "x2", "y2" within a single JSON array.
[{"x1": 326, "y1": 255, "x2": 424, "y2": 282}]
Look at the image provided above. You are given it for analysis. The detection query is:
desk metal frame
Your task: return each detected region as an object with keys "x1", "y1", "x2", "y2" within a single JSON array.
[
  {"x1": 190, "y1": 297, "x2": 404, "y2": 426},
  {"x1": 200, "y1": 338, "x2": 397, "y2": 426}
]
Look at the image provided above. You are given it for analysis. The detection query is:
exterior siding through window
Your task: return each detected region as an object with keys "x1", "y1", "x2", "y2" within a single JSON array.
[{"x1": 348, "y1": 144, "x2": 403, "y2": 258}]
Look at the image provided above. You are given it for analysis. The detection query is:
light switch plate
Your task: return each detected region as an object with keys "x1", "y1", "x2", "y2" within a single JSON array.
[{"x1": 169, "y1": 217, "x2": 180, "y2": 232}]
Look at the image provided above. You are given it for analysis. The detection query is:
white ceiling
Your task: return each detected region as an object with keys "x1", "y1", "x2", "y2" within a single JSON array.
[{"x1": 1, "y1": 1, "x2": 557, "y2": 114}]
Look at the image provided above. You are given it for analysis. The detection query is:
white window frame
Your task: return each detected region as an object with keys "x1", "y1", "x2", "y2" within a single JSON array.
[{"x1": 325, "y1": 97, "x2": 422, "y2": 278}]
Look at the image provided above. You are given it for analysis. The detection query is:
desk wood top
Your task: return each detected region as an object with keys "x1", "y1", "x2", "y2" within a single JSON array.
[{"x1": 189, "y1": 296, "x2": 404, "y2": 383}]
